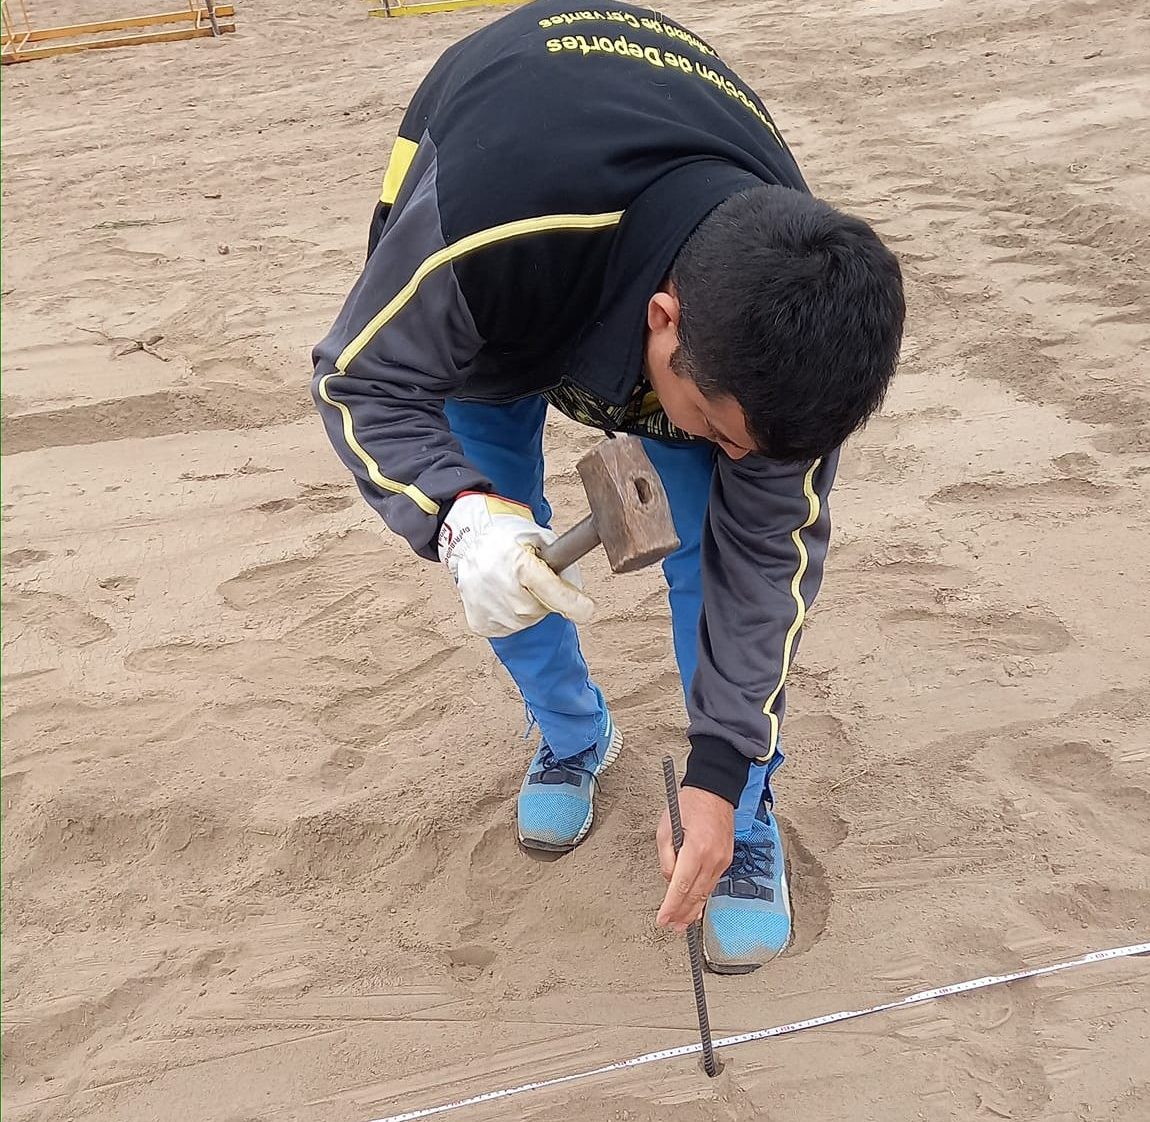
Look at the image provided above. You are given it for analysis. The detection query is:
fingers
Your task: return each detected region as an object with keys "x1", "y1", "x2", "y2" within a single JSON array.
[
  {"x1": 656, "y1": 809, "x2": 675, "y2": 882},
  {"x1": 519, "y1": 552, "x2": 595, "y2": 624},
  {"x1": 654, "y1": 786, "x2": 736, "y2": 934},
  {"x1": 656, "y1": 840, "x2": 713, "y2": 933}
]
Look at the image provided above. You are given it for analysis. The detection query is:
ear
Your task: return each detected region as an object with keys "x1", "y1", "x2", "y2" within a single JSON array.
[{"x1": 647, "y1": 289, "x2": 681, "y2": 334}]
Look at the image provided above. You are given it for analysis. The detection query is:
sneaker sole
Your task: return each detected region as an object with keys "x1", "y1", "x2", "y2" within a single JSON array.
[
  {"x1": 518, "y1": 719, "x2": 623, "y2": 853},
  {"x1": 703, "y1": 848, "x2": 793, "y2": 974}
]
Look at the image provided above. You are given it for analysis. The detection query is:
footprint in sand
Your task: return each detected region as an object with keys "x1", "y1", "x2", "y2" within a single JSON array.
[
  {"x1": 879, "y1": 600, "x2": 1072, "y2": 658},
  {"x1": 216, "y1": 532, "x2": 423, "y2": 649},
  {"x1": 253, "y1": 482, "x2": 357, "y2": 516},
  {"x1": 928, "y1": 476, "x2": 1117, "y2": 520},
  {"x1": 778, "y1": 820, "x2": 835, "y2": 958},
  {"x1": 2, "y1": 590, "x2": 113, "y2": 651},
  {"x1": 3, "y1": 547, "x2": 51, "y2": 568},
  {"x1": 1010, "y1": 734, "x2": 1150, "y2": 858}
]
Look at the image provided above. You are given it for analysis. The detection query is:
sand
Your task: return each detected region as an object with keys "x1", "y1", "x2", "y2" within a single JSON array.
[{"x1": 2, "y1": 0, "x2": 1148, "y2": 1119}]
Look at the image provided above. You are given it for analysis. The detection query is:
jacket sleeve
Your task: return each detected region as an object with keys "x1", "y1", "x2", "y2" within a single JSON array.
[
  {"x1": 682, "y1": 449, "x2": 839, "y2": 805},
  {"x1": 311, "y1": 144, "x2": 492, "y2": 560}
]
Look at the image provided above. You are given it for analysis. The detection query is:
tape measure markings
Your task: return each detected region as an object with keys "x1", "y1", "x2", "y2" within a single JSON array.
[{"x1": 364, "y1": 940, "x2": 1150, "y2": 1122}]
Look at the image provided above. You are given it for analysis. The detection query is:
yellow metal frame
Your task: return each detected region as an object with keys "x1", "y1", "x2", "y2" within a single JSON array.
[
  {"x1": 1, "y1": 2, "x2": 235, "y2": 63},
  {"x1": 367, "y1": 0, "x2": 524, "y2": 18}
]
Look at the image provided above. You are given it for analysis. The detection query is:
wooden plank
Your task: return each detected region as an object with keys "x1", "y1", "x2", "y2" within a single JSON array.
[
  {"x1": 1, "y1": 21, "x2": 234, "y2": 63},
  {"x1": 10, "y1": 6, "x2": 235, "y2": 45},
  {"x1": 368, "y1": 0, "x2": 519, "y2": 17}
]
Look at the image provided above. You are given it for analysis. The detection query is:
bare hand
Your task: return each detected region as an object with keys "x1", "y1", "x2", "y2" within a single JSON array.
[{"x1": 656, "y1": 787, "x2": 735, "y2": 933}]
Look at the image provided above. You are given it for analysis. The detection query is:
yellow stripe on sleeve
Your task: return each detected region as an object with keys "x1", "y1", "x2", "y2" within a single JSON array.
[
  {"x1": 380, "y1": 136, "x2": 419, "y2": 205},
  {"x1": 320, "y1": 209, "x2": 624, "y2": 519},
  {"x1": 758, "y1": 459, "x2": 822, "y2": 761},
  {"x1": 315, "y1": 372, "x2": 441, "y2": 515},
  {"x1": 335, "y1": 210, "x2": 623, "y2": 374}
]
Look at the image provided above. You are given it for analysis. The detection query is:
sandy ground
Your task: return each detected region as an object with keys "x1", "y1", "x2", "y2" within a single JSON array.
[{"x1": 3, "y1": 0, "x2": 1149, "y2": 1119}]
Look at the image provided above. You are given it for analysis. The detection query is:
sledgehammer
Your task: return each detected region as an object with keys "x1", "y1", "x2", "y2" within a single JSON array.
[{"x1": 539, "y1": 434, "x2": 680, "y2": 574}]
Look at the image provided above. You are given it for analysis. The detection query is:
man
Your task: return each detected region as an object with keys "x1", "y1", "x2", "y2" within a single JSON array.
[{"x1": 312, "y1": 0, "x2": 904, "y2": 972}]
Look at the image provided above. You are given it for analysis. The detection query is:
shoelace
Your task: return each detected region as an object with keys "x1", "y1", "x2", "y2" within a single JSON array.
[
  {"x1": 536, "y1": 744, "x2": 595, "y2": 779},
  {"x1": 729, "y1": 836, "x2": 775, "y2": 880}
]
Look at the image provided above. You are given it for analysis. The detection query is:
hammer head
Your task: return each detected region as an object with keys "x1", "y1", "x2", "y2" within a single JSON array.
[{"x1": 577, "y1": 435, "x2": 681, "y2": 573}]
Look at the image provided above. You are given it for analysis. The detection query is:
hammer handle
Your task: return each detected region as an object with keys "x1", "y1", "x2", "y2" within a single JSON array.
[{"x1": 538, "y1": 515, "x2": 600, "y2": 574}]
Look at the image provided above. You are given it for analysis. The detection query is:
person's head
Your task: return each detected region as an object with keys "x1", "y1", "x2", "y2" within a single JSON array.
[{"x1": 645, "y1": 185, "x2": 905, "y2": 461}]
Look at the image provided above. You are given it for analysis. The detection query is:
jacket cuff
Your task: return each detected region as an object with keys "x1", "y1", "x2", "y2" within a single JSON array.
[{"x1": 683, "y1": 734, "x2": 752, "y2": 807}]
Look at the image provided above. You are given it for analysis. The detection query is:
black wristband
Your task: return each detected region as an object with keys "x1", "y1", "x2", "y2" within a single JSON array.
[{"x1": 683, "y1": 734, "x2": 752, "y2": 807}]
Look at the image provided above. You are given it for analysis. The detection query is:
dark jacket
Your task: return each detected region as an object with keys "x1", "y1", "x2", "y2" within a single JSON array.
[{"x1": 312, "y1": 0, "x2": 837, "y2": 803}]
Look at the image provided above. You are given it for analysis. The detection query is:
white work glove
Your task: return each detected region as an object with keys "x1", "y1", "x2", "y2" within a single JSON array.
[{"x1": 438, "y1": 492, "x2": 594, "y2": 639}]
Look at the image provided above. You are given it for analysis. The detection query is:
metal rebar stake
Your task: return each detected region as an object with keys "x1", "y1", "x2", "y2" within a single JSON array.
[{"x1": 661, "y1": 756, "x2": 720, "y2": 1078}]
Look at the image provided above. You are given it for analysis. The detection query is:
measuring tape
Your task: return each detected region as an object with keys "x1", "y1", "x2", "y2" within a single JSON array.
[{"x1": 365, "y1": 940, "x2": 1149, "y2": 1122}]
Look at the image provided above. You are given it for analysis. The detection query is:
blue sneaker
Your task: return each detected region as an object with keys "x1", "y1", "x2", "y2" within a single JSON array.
[
  {"x1": 517, "y1": 711, "x2": 623, "y2": 851},
  {"x1": 703, "y1": 798, "x2": 792, "y2": 973}
]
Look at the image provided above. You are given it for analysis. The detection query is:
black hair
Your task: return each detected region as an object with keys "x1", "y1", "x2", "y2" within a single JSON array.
[{"x1": 669, "y1": 185, "x2": 905, "y2": 461}]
